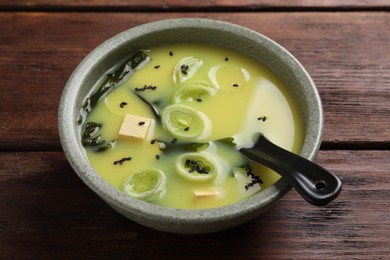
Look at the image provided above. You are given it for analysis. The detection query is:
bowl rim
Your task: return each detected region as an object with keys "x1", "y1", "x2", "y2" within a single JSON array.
[{"x1": 58, "y1": 18, "x2": 323, "y2": 231}]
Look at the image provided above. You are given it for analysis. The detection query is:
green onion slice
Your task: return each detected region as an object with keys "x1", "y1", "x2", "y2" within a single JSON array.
[
  {"x1": 172, "y1": 80, "x2": 218, "y2": 104},
  {"x1": 208, "y1": 64, "x2": 249, "y2": 93},
  {"x1": 123, "y1": 169, "x2": 166, "y2": 201},
  {"x1": 176, "y1": 152, "x2": 217, "y2": 182},
  {"x1": 161, "y1": 104, "x2": 211, "y2": 140},
  {"x1": 172, "y1": 57, "x2": 203, "y2": 84}
]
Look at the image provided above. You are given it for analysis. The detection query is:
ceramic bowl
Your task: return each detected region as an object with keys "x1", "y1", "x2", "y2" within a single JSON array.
[{"x1": 58, "y1": 18, "x2": 323, "y2": 234}]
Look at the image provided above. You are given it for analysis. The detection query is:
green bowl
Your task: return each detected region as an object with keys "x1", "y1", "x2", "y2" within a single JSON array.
[{"x1": 58, "y1": 18, "x2": 323, "y2": 234}]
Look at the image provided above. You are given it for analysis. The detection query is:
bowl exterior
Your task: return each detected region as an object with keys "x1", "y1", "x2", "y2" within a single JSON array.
[{"x1": 58, "y1": 18, "x2": 323, "y2": 234}]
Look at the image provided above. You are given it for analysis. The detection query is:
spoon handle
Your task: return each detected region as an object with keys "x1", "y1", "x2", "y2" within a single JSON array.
[{"x1": 241, "y1": 135, "x2": 342, "y2": 206}]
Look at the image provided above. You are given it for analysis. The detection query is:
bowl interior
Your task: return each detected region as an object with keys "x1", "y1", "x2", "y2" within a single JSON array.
[{"x1": 58, "y1": 18, "x2": 323, "y2": 234}]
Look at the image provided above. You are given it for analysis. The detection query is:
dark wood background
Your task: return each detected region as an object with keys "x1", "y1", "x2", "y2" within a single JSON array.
[{"x1": 1, "y1": 1, "x2": 389, "y2": 258}]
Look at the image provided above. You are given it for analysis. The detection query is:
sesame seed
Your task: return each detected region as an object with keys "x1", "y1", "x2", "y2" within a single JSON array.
[
  {"x1": 151, "y1": 139, "x2": 156, "y2": 144},
  {"x1": 138, "y1": 121, "x2": 145, "y2": 125},
  {"x1": 154, "y1": 65, "x2": 160, "y2": 69},
  {"x1": 184, "y1": 126, "x2": 190, "y2": 131},
  {"x1": 119, "y1": 102, "x2": 127, "y2": 108},
  {"x1": 224, "y1": 57, "x2": 229, "y2": 61},
  {"x1": 232, "y1": 83, "x2": 239, "y2": 87},
  {"x1": 196, "y1": 98, "x2": 202, "y2": 102},
  {"x1": 155, "y1": 154, "x2": 160, "y2": 160},
  {"x1": 169, "y1": 51, "x2": 173, "y2": 56},
  {"x1": 171, "y1": 138, "x2": 177, "y2": 144}
]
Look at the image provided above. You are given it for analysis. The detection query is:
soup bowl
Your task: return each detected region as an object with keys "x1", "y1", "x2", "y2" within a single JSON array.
[{"x1": 58, "y1": 18, "x2": 323, "y2": 234}]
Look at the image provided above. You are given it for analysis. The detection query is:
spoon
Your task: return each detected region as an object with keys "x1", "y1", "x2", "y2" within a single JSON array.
[{"x1": 240, "y1": 135, "x2": 342, "y2": 206}]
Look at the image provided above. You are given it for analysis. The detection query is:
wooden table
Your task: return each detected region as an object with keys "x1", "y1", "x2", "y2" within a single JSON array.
[{"x1": 1, "y1": 1, "x2": 389, "y2": 258}]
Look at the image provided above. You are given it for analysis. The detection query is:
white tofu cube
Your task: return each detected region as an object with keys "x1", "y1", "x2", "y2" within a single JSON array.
[
  {"x1": 193, "y1": 188, "x2": 219, "y2": 198},
  {"x1": 119, "y1": 114, "x2": 152, "y2": 139}
]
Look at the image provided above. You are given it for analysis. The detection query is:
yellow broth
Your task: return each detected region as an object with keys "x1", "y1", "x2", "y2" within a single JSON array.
[{"x1": 81, "y1": 43, "x2": 303, "y2": 209}]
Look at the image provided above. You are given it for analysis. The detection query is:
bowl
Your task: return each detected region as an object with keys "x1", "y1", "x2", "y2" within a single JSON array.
[{"x1": 58, "y1": 18, "x2": 323, "y2": 234}]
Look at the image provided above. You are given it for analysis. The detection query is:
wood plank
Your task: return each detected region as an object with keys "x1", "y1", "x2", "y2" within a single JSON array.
[
  {"x1": 0, "y1": 150, "x2": 389, "y2": 258},
  {"x1": 0, "y1": 0, "x2": 389, "y2": 11},
  {"x1": 1, "y1": 12, "x2": 389, "y2": 150}
]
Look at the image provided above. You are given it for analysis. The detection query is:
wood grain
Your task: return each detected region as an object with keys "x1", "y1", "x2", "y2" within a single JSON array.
[
  {"x1": 0, "y1": 150, "x2": 389, "y2": 258},
  {"x1": 1, "y1": 12, "x2": 389, "y2": 150},
  {"x1": 1, "y1": 0, "x2": 389, "y2": 11}
]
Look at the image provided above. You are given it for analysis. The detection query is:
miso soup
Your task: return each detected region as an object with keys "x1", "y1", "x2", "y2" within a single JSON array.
[{"x1": 79, "y1": 43, "x2": 303, "y2": 209}]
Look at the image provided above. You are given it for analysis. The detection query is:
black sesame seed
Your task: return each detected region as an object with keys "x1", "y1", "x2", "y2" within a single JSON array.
[
  {"x1": 232, "y1": 83, "x2": 239, "y2": 87},
  {"x1": 257, "y1": 116, "x2": 267, "y2": 122},
  {"x1": 169, "y1": 51, "x2": 173, "y2": 56},
  {"x1": 151, "y1": 139, "x2": 156, "y2": 144},
  {"x1": 113, "y1": 161, "x2": 119, "y2": 165},
  {"x1": 119, "y1": 102, "x2": 127, "y2": 108},
  {"x1": 185, "y1": 159, "x2": 191, "y2": 165},
  {"x1": 156, "y1": 154, "x2": 160, "y2": 160},
  {"x1": 181, "y1": 69, "x2": 188, "y2": 75},
  {"x1": 184, "y1": 126, "x2": 190, "y2": 131},
  {"x1": 154, "y1": 65, "x2": 160, "y2": 69},
  {"x1": 138, "y1": 121, "x2": 145, "y2": 126},
  {"x1": 171, "y1": 138, "x2": 177, "y2": 144},
  {"x1": 225, "y1": 57, "x2": 229, "y2": 61},
  {"x1": 196, "y1": 98, "x2": 202, "y2": 102}
]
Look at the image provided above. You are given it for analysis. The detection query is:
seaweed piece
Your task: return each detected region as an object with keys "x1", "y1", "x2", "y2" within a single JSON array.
[
  {"x1": 78, "y1": 51, "x2": 151, "y2": 125},
  {"x1": 133, "y1": 92, "x2": 161, "y2": 120},
  {"x1": 217, "y1": 137, "x2": 236, "y2": 147},
  {"x1": 81, "y1": 121, "x2": 116, "y2": 152},
  {"x1": 89, "y1": 51, "x2": 150, "y2": 109}
]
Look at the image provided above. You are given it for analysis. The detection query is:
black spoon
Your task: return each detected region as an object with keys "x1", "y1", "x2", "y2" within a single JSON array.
[{"x1": 240, "y1": 135, "x2": 342, "y2": 206}]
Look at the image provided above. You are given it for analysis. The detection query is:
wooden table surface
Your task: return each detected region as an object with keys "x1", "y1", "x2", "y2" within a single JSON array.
[{"x1": 1, "y1": 1, "x2": 389, "y2": 259}]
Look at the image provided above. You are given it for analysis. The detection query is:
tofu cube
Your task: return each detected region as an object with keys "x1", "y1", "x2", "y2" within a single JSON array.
[
  {"x1": 193, "y1": 188, "x2": 219, "y2": 198},
  {"x1": 119, "y1": 114, "x2": 152, "y2": 139}
]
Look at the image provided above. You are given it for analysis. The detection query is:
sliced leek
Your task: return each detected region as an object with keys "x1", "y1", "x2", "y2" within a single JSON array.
[
  {"x1": 123, "y1": 169, "x2": 166, "y2": 201},
  {"x1": 172, "y1": 56, "x2": 203, "y2": 84},
  {"x1": 208, "y1": 64, "x2": 249, "y2": 93},
  {"x1": 233, "y1": 167, "x2": 261, "y2": 199},
  {"x1": 176, "y1": 152, "x2": 217, "y2": 182},
  {"x1": 172, "y1": 80, "x2": 218, "y2": 104},
  {"x1": 161, "y1": 104, "x2": 211, "y2": 140}
]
